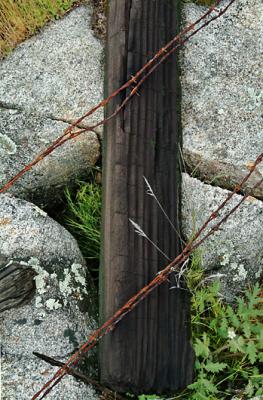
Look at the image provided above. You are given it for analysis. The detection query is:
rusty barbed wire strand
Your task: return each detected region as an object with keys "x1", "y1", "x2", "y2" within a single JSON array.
[
  {"x1": 191, "y1": 179, "x2": 263, "y2": 252},
  {"x1": 0, "y1": 0, "x2": 253, "y2": 397},
  {"x1": 26, "y1": 0, "x2": 248, "y2": 398},
  {"x1": 33, "y1": 352, "x2": 127, "y2": 400},
  {"x1": 32, "y1": 151, "x2": 263, "y2": 400},
  {"x1": 187, "y1": 153, "x2": 263, "y2": 248},
  {"x1": 0, "y1": 0, "x2": 230, "y2": 195}
]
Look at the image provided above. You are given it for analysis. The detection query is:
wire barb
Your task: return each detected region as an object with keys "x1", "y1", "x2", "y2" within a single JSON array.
[{"x1": 20, "y1": 1, "x2": 255, "y2": 398}]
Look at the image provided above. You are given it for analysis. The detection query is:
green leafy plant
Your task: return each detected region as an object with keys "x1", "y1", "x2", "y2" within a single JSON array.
[
  {"x1": 65, "y1": 180, "x2": 102, "y2": 264},
  {"x1": 185, "y1": 282, "x2": 263, "y2": 399},
  {"x1": 184, "y1": 249, "x2": 204, "y2": 291},
  {"x1": 126, "y1": 254, "x2": 262, "y2": 400}
]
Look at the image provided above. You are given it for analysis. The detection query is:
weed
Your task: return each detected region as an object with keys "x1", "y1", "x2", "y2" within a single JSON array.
[
  {"x1": 65, "y1": 180, "x2": 102, "y2": 266},
  {"x1": 172, "y1": 280, "x2": 263, "y2": 399},
  {"x1": 126, "y1": 394, "x2": 161, "y2": 400},
  {"x1": 0, "y1": 0, "x2": 78, "y2": 57},
  {"x1": 185, "y1": 249, "x2": 204, "y2": 291}
]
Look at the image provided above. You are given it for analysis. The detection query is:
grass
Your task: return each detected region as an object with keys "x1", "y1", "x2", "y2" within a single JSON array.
[
  {"x1": 0, "y1": 0, "x2": 216, "y2": 58},
  {"x1": 65, "y1": 179, "x2": 102, "y2": 266},
  {"x1": 0, "y1": 0, "x2": 78, "y2": 57},
  {"x1": 63, "y1": 179, "x2": 263, "y2": 399}
]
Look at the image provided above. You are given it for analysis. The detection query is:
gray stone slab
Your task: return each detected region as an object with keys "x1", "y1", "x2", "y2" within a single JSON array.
[
  {"x1": 2, "y1": 357, "x2": 98, "y2": 400},
  {"x1": 182, "y1": 173, "x2": 263, "y2": 301},
  {"x1": 181, "y1": 0, "x2": 263, "y2": 198},
  {"x1": 0, "y1": 4, "x2": 104, "y2": 128},
  {"x1": 0, "y1": 109, "x2": 100, "y2": 206},
  {"x1": 0, "y1": 194, "x2": 98, "y2": 399},
  {"x1": 232, "y1": 397, "x2": 263, "y2": 400}
]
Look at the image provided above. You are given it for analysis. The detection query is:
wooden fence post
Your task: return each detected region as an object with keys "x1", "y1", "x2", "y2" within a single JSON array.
[{"x1": 100, "y1": 0, "x2": 194, "y2": 393}]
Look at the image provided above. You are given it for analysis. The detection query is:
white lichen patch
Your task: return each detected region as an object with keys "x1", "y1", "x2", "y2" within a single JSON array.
[
  {"x1": 255, "y1": 270, "x2": 262, "y2": 279},
  {"x1": 246, "y1": 87, "x2": 263, "y2": 111},
  {"x1": 71, "y1": 263, "x2": 87, "y2": 289},
  {"x1": 45, "y1": 298, "x2": 62, "y2": 310},
  {"x1": 220, "y1": 253, "x2": 230, "y2": 266},
  {"x1": 21, "y1": 257, "x2": 88, "y2": 310},
  {"x1": 30, "y1": 258, "x2": 49, "y2": 295},
  {"x1": 58, "y1": 264, "x2": 88, "y2": 303},
  {"x1": 32, "y1": 205, "x2": 47, "y2": 217},
  {"x1": 27, "y1": 257, "x2": 41, "y2": 268},
  {"x1": 218, "y1": 243, "x2": 234, "y2": 267},
  {"x1": 0, "y1": 133, "x2": 17, "y2": 155},
  {"x1": 59, "y1": 268, "x2": 73, "y2": 298},
  {"x1": 35, "y1": 296, "x2": 43, "y2": 308},
  {"x1": 231, "y1": 263, "x2": 248, "y2": 282}
]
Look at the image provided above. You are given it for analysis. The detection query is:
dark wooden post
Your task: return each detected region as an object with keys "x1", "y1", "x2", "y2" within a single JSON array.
[{"x1": 100, "y1": 0, "x2": 194, "y2": 393}]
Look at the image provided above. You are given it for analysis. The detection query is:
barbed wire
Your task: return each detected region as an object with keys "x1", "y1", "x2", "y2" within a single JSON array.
[
  {"x1": 26, "y1": 1, "x2": 259, "y2": 396},
  {"x1": 33, "y1": 152, "x2": 262, "y2": 400},
  {"x1": 1, "y1": 0, "x2": 258, "y2": 398},
  {"x1": 0, "y1": 0, "x2": 233, "y2": 195}
]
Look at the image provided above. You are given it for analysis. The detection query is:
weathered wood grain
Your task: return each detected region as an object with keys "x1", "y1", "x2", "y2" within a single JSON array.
[
  {"x1": 0, "y1": 262, "x2": 35, "y2": 313},
  {"x1": 100, "y1": 0, "x2": 194, "y2": 393}
]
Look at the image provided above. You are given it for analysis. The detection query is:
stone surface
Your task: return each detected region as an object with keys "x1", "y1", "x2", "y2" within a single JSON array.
[
  {"x1": 232, "y1": 397, "x2": 263, "y2": 400},
  {"x1": 181, "y1": 0, "x2": 263, "y2": 198},
  {"x1": 0, "y1": 194, "x2": 98, "y2": 399},
  {"x1": 182, "y1": 173, "x2": 263, "y2": 301},
  {"x1": 0, "y1": 109, "x2": 100, "y2": 207},
  {"x1": 0, "y1": 4, "x2": 104, "y2": 128},
  {"x1": 0, "y1": 3, "x2": 103, "y2": 205}
]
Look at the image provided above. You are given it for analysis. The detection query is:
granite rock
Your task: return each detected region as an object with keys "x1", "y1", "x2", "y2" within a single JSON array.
[
  {"x1": 0, "y1": 4, "x2": 104, "y2": 128},
  {"x1": 182, "y1": 173, "x2": 263, "y2": 301},
  {"x1": 0, "y1": 3, "x2": 103, "y2": 205},
  {"x1": 232, "y1": 397, "x2": 263, "y2": 400},
  {"x1": 0, "y1": 109, "x2": 100, "y2": 207},
  {"x1": 181, "y1": 0, "x2": 263, "y2": 198},
  {"x1": 0, "y1": 194, "x2": 98, "y2": 399}
]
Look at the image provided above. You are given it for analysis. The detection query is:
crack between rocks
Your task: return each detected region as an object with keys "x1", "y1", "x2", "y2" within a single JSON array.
[
  {"x1": 0, "y1": 100, "x2": 102, "y2": 142},
  {"x1": 0, "y1": 101, "x2": 23, "y2": 112},
  {"x1": 184, "y1": 169, "x2": 263, "y2": 203},
  {"x1": 0, "y1": 99, "x2": 260, "y2": 200},
  {"x1": 182, "y1": 150, "x2": 263, "y2": 201}
]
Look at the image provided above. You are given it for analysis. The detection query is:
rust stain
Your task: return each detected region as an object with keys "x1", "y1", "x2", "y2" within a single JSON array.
[
  {"x1": 0, "y1": 217, "x2": 11, "y2": 225},
  {"x1": 245, "y1": 195, "x2": 257, "y2": 203}
]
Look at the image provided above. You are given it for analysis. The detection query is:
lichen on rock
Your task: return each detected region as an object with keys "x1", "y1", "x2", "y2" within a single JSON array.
[
  {"x1": 0, "y1": 195, "x2": 98, "y2": 399},
  {"x1": 182, "y1": 173, "x2": 263, "y2": 301},
  {"x1": 0, "y1": 133, "x2": 17, "y2": 155}
]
